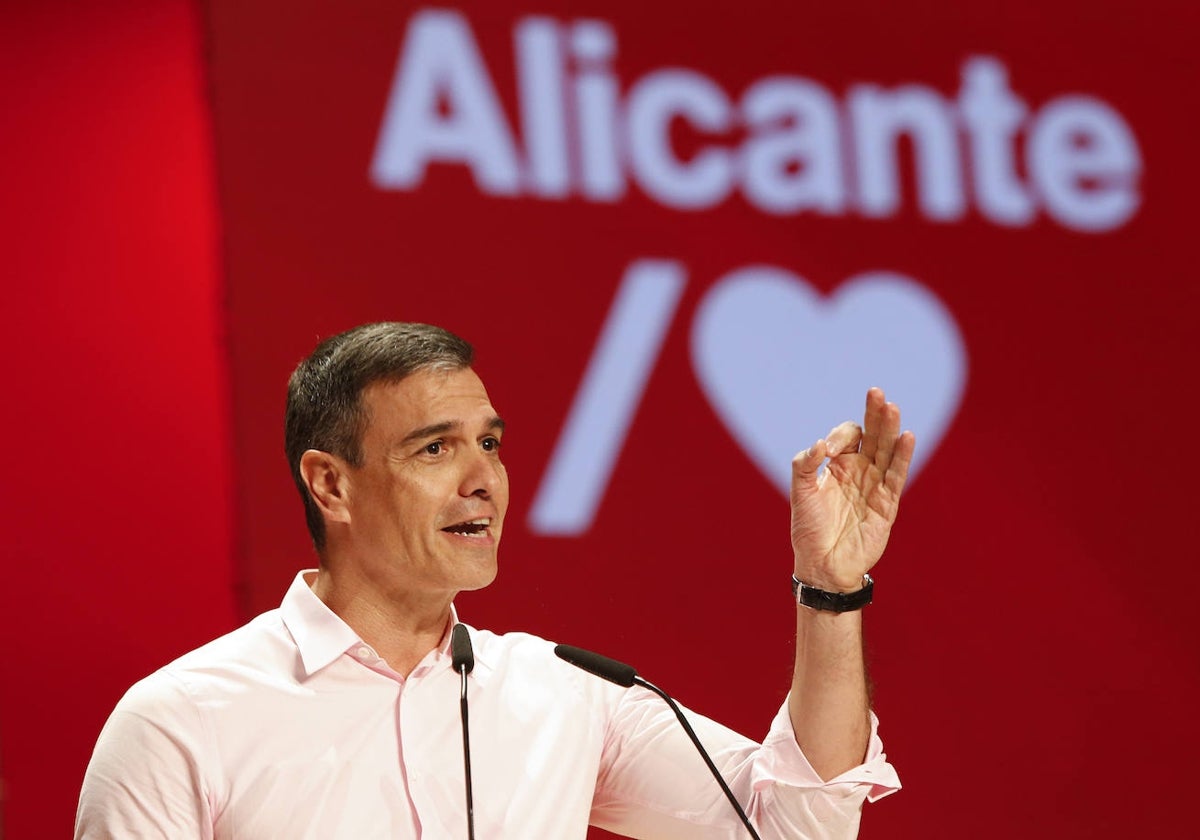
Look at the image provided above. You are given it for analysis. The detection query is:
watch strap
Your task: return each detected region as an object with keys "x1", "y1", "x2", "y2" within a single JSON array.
[{"x1": 792, "y1": 574, "x2": 874, "y2": 612}]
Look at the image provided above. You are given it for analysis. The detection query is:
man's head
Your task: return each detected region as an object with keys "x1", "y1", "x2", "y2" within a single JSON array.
[{"x1": 285, "y1": 322, "x2": 475, "y2": 552}]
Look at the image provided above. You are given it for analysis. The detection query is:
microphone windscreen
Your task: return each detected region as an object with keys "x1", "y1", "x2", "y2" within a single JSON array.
[
  {"x1": 451, "y1": 623, "x2": 475, "y2": 674},
  {"x1": 554, "y1": 644, "x2": 637, "y2": 687}
]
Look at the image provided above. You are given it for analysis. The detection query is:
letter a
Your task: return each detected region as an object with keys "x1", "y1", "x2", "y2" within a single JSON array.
[{"x1": 371, "y1": 10, "x2": 521, "y2": 194}]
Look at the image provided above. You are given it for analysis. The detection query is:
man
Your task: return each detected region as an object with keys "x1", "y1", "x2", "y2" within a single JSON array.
[{"x1": 76, "y1": 322, "x2": 911, "y2": 838}]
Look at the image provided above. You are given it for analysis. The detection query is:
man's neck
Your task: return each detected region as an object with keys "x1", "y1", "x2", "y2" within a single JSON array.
[{"x1": 308, "y1": 566, "x2": 455, "y2": 677}]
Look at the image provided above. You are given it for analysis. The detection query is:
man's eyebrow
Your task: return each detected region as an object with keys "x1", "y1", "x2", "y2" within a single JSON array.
[
  {"x1": 399, "y1": 416, "x2": 505, "y2": 446},
  {"x1": 399, "y1": 421, "x2": 456, "y2": 446}
]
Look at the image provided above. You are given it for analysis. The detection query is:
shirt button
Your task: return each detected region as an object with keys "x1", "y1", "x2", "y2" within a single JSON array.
[{"x1": 357, "y1": 646, "x2": 372, "y2": 659}]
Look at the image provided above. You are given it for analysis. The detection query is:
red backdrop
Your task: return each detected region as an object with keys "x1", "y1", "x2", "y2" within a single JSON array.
[
  {"x1": 3, "y1": 1, "x2": 1198, "y2": 837},
  {"x1": 0, "y1": 1, "x2": 237, "y2": 837}
]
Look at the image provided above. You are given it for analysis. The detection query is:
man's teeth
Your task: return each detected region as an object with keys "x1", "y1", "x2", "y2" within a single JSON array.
[{"x1": 444, "y1": 518, "x2": 491, "y2": 536}]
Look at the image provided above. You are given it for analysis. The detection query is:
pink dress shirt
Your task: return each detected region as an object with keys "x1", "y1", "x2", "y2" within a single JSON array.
[{"x1": 75, "y1": 571, "x2": 900, "y2": 838}]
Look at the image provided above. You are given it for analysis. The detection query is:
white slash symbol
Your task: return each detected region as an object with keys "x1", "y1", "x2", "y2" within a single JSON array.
[{"x1": 528, "y1": 259, "x2": 686, "y2": 536}]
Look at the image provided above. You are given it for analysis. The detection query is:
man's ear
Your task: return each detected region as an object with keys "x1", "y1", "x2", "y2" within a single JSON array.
[{"x1": 299, "y1": 449, "x2": 352, "y2": 525}]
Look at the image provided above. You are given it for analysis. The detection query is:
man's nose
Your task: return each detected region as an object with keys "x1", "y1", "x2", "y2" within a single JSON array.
[{"x1": 460, "y1": 451, "x2": 500, "y2": 498}]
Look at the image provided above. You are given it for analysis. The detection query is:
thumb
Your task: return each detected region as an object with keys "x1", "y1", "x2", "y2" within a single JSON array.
[{"x1": 790, "y1": 439, "x2": 826, "y2": 500}]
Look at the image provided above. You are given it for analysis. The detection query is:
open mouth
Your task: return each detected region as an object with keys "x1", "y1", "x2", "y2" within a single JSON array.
[{"x1": 441, "y1": 518, "x2": 491, "y2": 538}]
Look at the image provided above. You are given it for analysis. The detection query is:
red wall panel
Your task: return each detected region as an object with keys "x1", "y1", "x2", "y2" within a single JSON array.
[{"x1": 0, "y1": 2, "x2": 236, "y2": 835}]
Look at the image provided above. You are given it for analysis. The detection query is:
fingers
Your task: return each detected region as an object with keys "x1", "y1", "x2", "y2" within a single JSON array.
[
  {"x1": 859, "y1": 388, "x2": 885, "y2": 462},
  {"x1": 824, "y1": 420, "x2": 862, "y2": 458},
  {"x1": 858, "y1": 388, "x2": 908, "y2": 477},
  {"x1": 792, "y1": 420, "x2": 860, "y2": 493},
  {"x1": 793, "y1": 390, "x2": 914, "y2": 480},
  {"x1": 791, "y1": 438, "x2": 827, "y2": 487},
  {"x1": 872, "y1": 399, "x2": 902, "y2": 474},
  {"x1": 884, "y1": 430, "x2": 917, "y2": 497},
  {"x1": 863, "y1": 386, "x2": 916, "y2": 496}
]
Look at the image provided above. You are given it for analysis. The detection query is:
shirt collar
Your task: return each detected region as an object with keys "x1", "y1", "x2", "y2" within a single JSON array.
[
  {"x1": 280, "y1": 570, "x2": 362, "y2": 677},
  {"x1": 406, "y1": 606, "x2": 495, "y2": 687},
  {"x1": 440, "y1": 616, "x2": 494, "y2": 687},
  {"x1": 279, "y1": 569, "x2": 492, "y2": 684}
]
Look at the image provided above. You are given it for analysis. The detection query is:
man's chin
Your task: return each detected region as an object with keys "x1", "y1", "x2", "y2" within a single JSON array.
[
  {"x1": 457, "y1": 569, "x2": 498, "y2": 593},
  {"x1": 456, "y1": 555, "x2": 499, "y2": 592}
]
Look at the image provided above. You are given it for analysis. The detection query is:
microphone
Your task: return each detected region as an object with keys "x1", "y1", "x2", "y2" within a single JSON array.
[
  {"x1": 452, "y1": 622, "x2": 475, "y2": 674},
  {"x1": 554, "y1": 644, "x2": 763, "y2": 840},
  {"x1": 451, "y1": 624, "x2": 476, "y2": 840},
  {"x1": 552, "y1": 644, "x2": 635, "y2": 686}
]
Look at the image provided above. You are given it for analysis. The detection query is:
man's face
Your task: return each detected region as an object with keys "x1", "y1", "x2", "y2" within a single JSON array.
[{"x1": 342, "y1": 366, "x2": 508, "y2": 598}]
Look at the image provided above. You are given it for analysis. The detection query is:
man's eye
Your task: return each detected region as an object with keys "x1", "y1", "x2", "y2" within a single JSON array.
[
  {"x1": 424, "y1": 441, "x2": 443, "y2": 455},
  {"x1": 481, "y1": 437, "x2": 501, "y2": 452}
]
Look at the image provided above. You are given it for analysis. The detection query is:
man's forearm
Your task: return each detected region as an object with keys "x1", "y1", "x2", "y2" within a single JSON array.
[{"x1": 788, "y1": 608, "x2": 871, "y2": 780}]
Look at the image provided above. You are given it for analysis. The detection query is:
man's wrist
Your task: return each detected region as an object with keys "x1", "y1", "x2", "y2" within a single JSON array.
[{"x1": 792, "y1": 574, "x2": 874, "y2": 612}]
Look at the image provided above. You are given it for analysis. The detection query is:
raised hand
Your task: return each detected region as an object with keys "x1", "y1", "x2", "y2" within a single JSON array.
[{"x1": 788, "y1": 388, "x2": 915, "y2": 592}]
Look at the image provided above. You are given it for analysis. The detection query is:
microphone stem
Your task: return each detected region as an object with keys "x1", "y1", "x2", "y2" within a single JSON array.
[
  {"x1": 459, "y1": 666, "x2": 475, "y2": 840},
  {"x1": 633, "y1": 676, "x2": 763, "y2": 840}
]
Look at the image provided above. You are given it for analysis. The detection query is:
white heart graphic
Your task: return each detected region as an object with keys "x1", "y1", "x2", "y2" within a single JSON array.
[{"x1": 691, "y1": 266, "x2": 966, "y2": 494}]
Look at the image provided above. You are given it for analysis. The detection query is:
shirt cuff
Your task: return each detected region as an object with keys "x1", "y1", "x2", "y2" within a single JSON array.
[{"x1": 752, "y1": 698, "x2": 901, "y2": 803}]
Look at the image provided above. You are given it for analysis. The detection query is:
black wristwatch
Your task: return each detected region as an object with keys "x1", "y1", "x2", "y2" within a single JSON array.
[{"x1": 792, "y1": 574, "x2": 874, "y2": 612}]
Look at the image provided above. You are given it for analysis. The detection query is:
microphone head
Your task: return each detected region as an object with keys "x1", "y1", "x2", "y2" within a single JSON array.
[
  {"x1": 554, "y1": 644, "x2": 637, "y2": 688},
  {"x1": 451, "y1": 623, "x2": 475, "y2": 674}
]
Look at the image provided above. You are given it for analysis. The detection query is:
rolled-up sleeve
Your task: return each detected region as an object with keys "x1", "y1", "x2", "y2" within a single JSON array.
[
  {"x1": 591, "y1": 684, "x2": 900, "y2": 839},
  {"x1": 748, "y1": 699, "x2": 900, "y2": 838}
]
